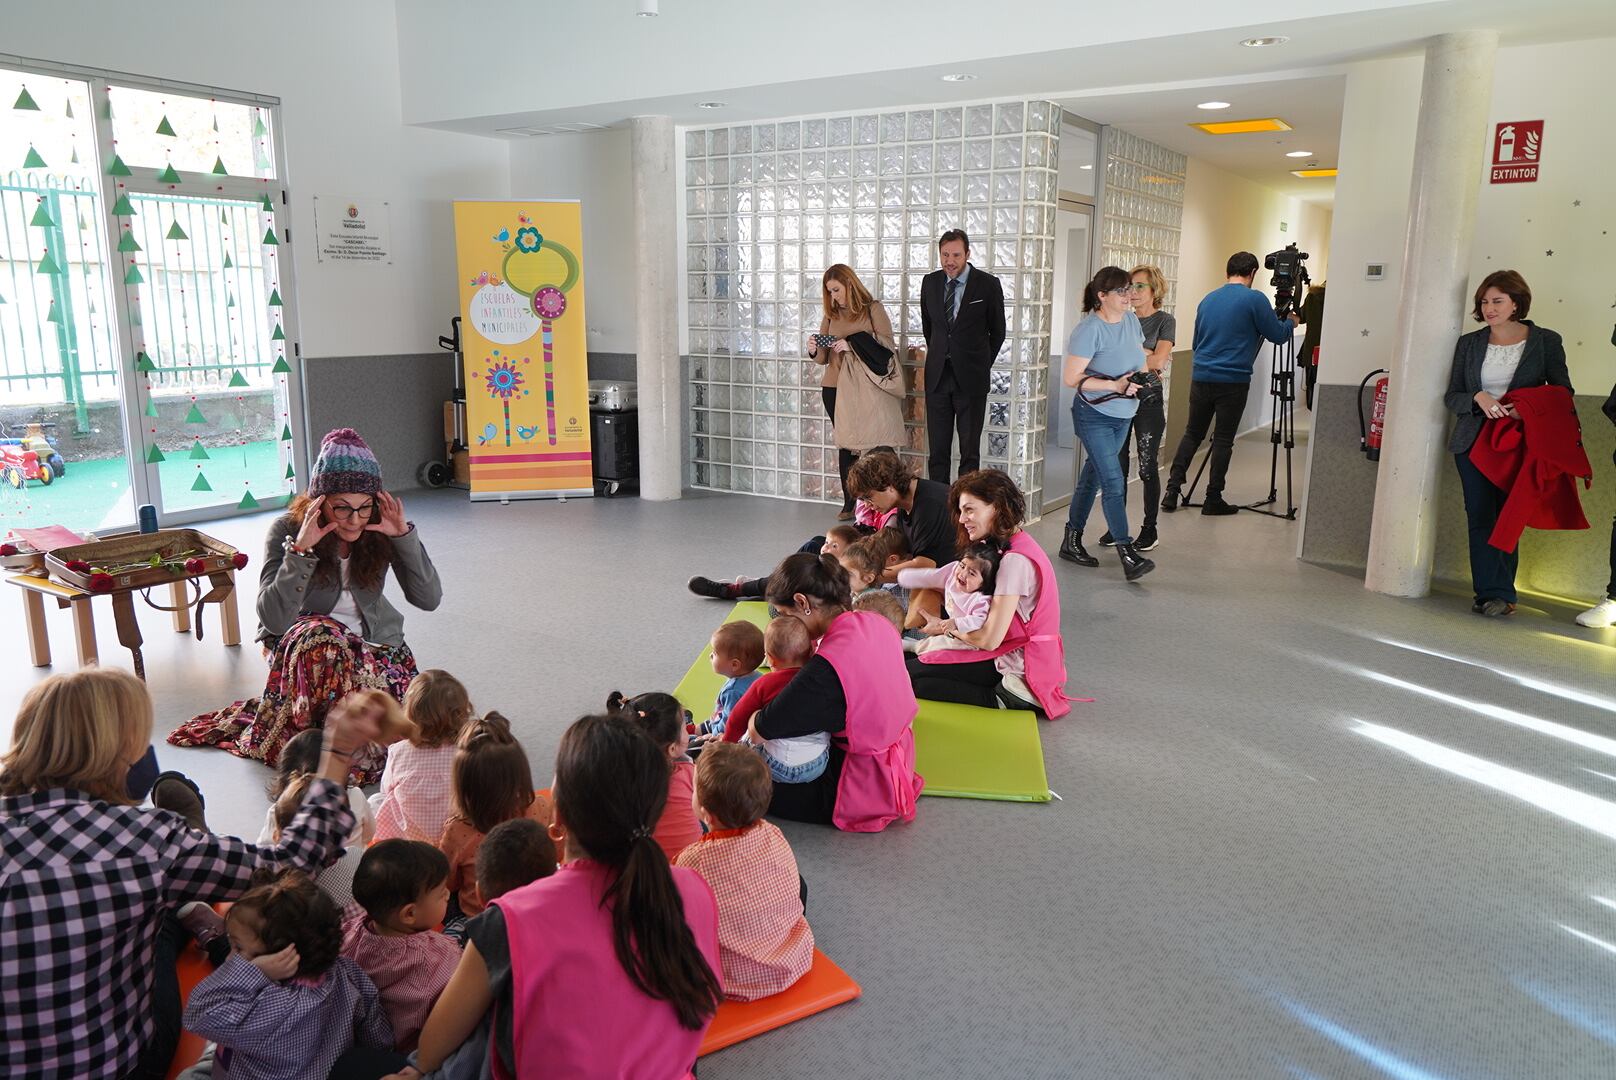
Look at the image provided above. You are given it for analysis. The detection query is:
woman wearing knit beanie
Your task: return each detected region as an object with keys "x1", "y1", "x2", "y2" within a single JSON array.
[{"x1": 170, "y1": 428, "x2": 443, "y2": 782}]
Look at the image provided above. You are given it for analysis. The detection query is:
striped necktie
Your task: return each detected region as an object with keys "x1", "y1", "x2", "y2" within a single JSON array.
[{"x1": 945, "y1": 277, "x2": 960, "y2": 326}]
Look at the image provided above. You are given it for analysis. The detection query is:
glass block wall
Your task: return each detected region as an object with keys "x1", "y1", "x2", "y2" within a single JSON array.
[
  {"x1": 683, "y1": 100, "x2": 1061, "y2": 515},
  {"x1": 1101, "y1": 130, "x2": 1186, "y2": 309}
]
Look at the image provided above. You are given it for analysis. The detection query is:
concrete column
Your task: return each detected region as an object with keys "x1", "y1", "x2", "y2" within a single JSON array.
[
  {"x1": 1365, "y1": 31, "x2": 1497, "y2": 596},
  {"x1": 631, "y1": 114, "x2": 682, "y2": 501}
]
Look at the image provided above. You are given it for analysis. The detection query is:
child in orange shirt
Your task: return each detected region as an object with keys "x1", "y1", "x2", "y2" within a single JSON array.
[{"x1": 608, "y1": 690, "x2": 703, "y2": 861}]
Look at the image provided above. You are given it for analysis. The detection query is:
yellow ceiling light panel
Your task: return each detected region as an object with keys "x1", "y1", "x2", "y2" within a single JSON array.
[
  {"x1": 1190, "y1": 117, "x2": 1293, "y2": 135},
  {"x1": 1291, "y1": 168, "x2": 1339, "y2": 178}
]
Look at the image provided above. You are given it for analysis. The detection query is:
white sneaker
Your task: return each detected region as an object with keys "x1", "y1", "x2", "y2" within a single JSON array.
[
  {"x1": 997, "y1": 672, "x2": 1038, "y2": 709},
  {"x1": 1575, "y1": 598, "x2": 1616, "y2": 628}
]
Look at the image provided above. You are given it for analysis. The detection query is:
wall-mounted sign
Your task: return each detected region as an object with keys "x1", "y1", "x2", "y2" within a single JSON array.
[
  {"x1": 313, "y1": 196, "x2": 392, "y2": 263},
  {"x1": 1490, "y1": 120, "x2": 1543, "y2": 184}
]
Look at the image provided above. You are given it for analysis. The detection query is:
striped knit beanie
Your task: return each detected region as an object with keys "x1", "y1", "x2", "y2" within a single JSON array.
[{"x1": 309, "y1": 427, "x2": 382, "y2": 496}]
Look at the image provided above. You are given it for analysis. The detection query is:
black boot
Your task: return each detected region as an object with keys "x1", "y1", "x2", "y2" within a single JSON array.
[
  {"x1": 1117, "y1": 542, "x2": 1156, "y2": 582},
  {"x1": 1059, "y1": 525, "x2": 1098, "y2": 567},
  {"x1": 1160, "y1": 487, "x2": 1180, "y2": 513}
]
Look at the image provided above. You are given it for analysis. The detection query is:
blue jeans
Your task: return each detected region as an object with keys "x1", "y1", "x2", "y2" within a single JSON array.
[
  {"x1": 1455, "y1": 452, "x2": 1518, "y2": 604},
  {"x1": 761, "y1": 745, "x2": 830, "y2": 783},
  {"x1": 1067, "y1": 403, "x2": 1134, "y2": 545}
]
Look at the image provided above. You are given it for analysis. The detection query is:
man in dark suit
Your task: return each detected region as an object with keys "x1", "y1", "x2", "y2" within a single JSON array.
[{"x1": 920, "y1": 230, "x2": 1006, "y2": 481}]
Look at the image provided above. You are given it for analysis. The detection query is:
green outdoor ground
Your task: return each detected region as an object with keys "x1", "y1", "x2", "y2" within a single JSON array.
[{"x1": 0, "y1": 439, "x2": 284, "y2": 535}]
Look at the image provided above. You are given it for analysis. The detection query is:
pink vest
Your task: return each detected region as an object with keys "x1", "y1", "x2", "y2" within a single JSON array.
[
  {"x1": 491, "y1": 859, "x2": 720, "y2": 1080},
  {"x1": 918, "y1": 530, "x2": 1072, "y2": 719},
  {"x1": 814, "y1": 610, "x2": 924, "y2": 832}
]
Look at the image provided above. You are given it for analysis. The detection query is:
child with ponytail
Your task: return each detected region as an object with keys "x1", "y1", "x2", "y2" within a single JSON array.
[
  {"x1": 407, "y1": 713, "x2": 721, "y2": 1080},
  {"x1": 607, "y1": 690, "x2": 703, "y2": 861}
]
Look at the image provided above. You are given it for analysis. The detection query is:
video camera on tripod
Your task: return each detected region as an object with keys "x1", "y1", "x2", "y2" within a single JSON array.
[{"x1": 1264, "y1": 243, "x2": 1311, "y2": 318}]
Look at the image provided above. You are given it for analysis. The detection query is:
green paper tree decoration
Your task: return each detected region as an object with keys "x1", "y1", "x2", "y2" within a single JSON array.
[
  {"x1": 30, "y1": 204, "x2": 55, "y2": 228},
  {"x1": 211, "y1": 156, "x2": 228, "y2": 176},
  {"x1": 144, "y1": 399, "x2": 159, "y2": 418},
  {"x1": 226, "y1": 292, "x2": 236, "y2": 308},
  {"x1": 166, "y1": 220, "x2": 188, "y2": 241},
  {"x1": 191, "y1": 473, "x2": 212, "y2": 492},
  {"x1": 135, "y1": 351, "x2": 158, "y2": 372},
  {"x1": 145, "y1": 444, "x2": 166, "y2": 464},
  {"x1": 65, "y1": 99, "x2": 73, "y2": 119},
  {"x1": 285, "y1": 463, "x2": 296, "y2": 480},
  {"x1": 70, "y1": 146, "x2": 79, "y2": 166},
  {"x1": 14, "y1": 86, "x2": 40, "y2": 111},
  {"x1": 117, "y1": 231, "x2": 141, "y2": 253},
  {"x1": 211, "y1": 114, "x2": 220, "y2": 133},
  {"x1": 261, "y1": 192, "x2": 274, "y2": 212},
  {"x1": 279, "y1": 424, "x2": 293, "y2": 441},
  {"x1": 270, "y1": 323, "x2": 286, "y2": 341},
  {"x1": 222, "y1": 251, "x2": 234, "y2": 269},
  {"x1": 239, "y1": 491, "x2": 260, "y2": 510},
  {"x1": 103, "y1": 96, "x2": 113, "y2": 121},
  {"x1": 155, "y1": 114, "x2": 176, "y2": 137},
  {"x1": 156, "y1": 163, "x2": 182, "y2": 185},
  {"x1": 262, "y1": 227, "x2": 279, "y2": 246},
  {"x1": 228, "y1": 370, "x2": 249, "y2": 387},
  {"x1": 0, "y1": 292, "x2": 7, "y2": 304},
  {"x1": 253, "y1": 114, "x2": 268, "y2": 138},
  {"x1": 124, "y1": 263, "x2": 144, "y2": 284},
  {"x1": 112, "y1": 194, "x2": 136, "y2": 216},
  {"x1": 23, "y1": 146, "x2": 46, "y2": 170},
  {"x1": 130, "y1": 306, "x2": 142, "y2": 325},
  {"x1": 108, "y1": 154, "x2": 132, "y2": 176},
  {"x1": 46, "y1": 302, "x2": 61, "y2": 324},
  {"x1": 268, "y1": 289, "x2": 283, "y2": 307},
  {"x1": 271, "y1": 356, "x2": 291, "y2": 374},
  {"x1": 37, "y1": 252, "x2": 62, "y2": 275},
  {"x1": 189, "y1": 440, "x2": 210, "y2": 460},
  {"x1": 185, "y1": 403, "x2": 207, "y2": 424}
]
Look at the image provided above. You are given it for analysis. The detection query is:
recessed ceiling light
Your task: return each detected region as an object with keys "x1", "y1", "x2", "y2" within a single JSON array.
[
  {"x1": 1197, "y1": 101, "x2": 1231, "y2": 110},
  {"x1": 1190, "y1": 117, "x2": 1293, "y2": 135},
  {"x1": 637, "y1": 0, "x2": 659, "y2": 15},
  {"x1": 1240, "y1": 36, "x2": 1289, "y2": 47},
  {"x1": 695, "y1": 101, "x2": 727, "y2": 110},
  {"x1": 940, "y1": 73, "x2": 977, "y2": 83},
  {"x1": 1291, "y1": 168, "x2": 1337, "y2": 178},
  {"x1": 1285, "y1": 150, "x2": 1313, "y2": 158},
  {"x1": 1079, "y1": 164, "x2": 1093, "y2": 170}
]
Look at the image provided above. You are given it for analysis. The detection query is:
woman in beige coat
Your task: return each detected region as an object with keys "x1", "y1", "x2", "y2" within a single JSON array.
[{"x1": 806, "y1": 264, "x2": 908, "y2": 519}]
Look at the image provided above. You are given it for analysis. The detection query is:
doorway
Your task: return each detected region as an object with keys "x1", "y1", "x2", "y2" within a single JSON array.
[{"x1": 1046, "y1": 199, "x2": 1094, "y2": 511}]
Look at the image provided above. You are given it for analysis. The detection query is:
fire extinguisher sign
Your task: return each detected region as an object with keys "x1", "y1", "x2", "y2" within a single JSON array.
[{"x1": 1490, "y1": 120, "x2": 1544, "y2": 184}]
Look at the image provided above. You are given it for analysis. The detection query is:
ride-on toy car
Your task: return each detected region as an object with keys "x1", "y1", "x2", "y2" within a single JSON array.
[
  {"x1": 0, "y1": 444, "x2": 52, "y2": 488},
  {"x1": 0, "y1": 421, "x2": 65, "y2": 478}
]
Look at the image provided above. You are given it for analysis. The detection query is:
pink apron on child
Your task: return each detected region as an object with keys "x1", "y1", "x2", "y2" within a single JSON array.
[
  {"x1": 918, "y1": 530, "x2": 1072, "y2": 719},
  {"x1": 492, "y1": 859, "x2": 720, "y2": 1080},
  {"x1": 814, "y1": 609, "x2": 924, "y2": 832}
]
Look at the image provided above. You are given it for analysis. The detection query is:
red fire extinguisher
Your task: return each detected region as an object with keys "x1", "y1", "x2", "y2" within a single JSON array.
[{"x1": 1358, "y1": 369, "x2": 1389, "y2": 461}]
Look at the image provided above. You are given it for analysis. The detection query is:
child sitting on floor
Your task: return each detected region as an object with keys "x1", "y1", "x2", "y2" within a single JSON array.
[
  {"x1": 259, "y1": 728, "x2": 373, "y2": 909},
  {"x1": 819, "y1": 523, "x2": 863, "y2": 559},
  {"x1": 609, "y1": 690, "x2": 703, "y2": 861},
  {"x1": 699, "y1": 621, "x2": 765, "y2": 739},
  {"x1": 675, "y1": 742, "x2": 814, "y2": 1001},
  {"x1": 180, "y1": 871, "x2": 396, "y2": 1080},
  {"x1": 840, "y1": 527, "x2": 912, "y2": 602},
  {"x1": 898, "y1": 541, "x2": 1003, "y2": 656},
  {"x1": 438, "y1": 713, "x2": 552, "y2": 929},
  {"x1": 852, "y1": 589, "x2": 906, "y2": 635},
  {"x1": 372, "y1": 669, "x2": 474, "y2": 844},
  {"x1": 725, "y1": 617, "x2": 830, "y2": 784},
  {"x1": 341, "y1": 840, "x2": 461, "y2": 1052}
]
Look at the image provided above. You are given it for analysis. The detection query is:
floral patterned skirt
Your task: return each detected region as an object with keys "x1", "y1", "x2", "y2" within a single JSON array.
[{"x1": 167, "y1": 615, "x2": 416, "y2": 784}]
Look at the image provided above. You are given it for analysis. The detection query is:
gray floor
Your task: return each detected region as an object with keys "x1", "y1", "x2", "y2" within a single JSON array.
[{"x1": 6, "y1": 431, "x2": 1616, "y2": 1079}]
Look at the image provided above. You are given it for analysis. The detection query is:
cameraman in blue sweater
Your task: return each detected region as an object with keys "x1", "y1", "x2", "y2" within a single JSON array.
[{"x1": 1161, "y1": 251, "x2": 1299, "y2": 515}]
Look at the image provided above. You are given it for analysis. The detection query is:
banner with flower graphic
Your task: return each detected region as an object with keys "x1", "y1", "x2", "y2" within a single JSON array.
[{"x1": 452, "y1": 200, "x2": 593, "y2": 500}]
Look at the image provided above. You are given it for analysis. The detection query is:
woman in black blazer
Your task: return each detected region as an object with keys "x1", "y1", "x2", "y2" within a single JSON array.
[{"x1": 1443, "y1": 270, "x2": 1572, "y2": 617}]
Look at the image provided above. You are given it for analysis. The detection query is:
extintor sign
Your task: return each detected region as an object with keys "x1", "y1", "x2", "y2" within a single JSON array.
[{"x1": 1490, "y1": 120, "x2": 1543, "y2": 184}]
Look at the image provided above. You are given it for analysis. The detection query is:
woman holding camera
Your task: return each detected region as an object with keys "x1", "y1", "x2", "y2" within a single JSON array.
[
  {"x1": 806, "y1": 264, "x2": 906, "y2": 520},
  {"x1": 1443, "y1": 270, "x2": 1571, "y2": 618},
  {"x1": 1098, "y1": 265, "x2": 1176, "y2": 553},
  {"x1": 170, "y1": 428, "x2": 442, "y2": 782},
  {"x1": 1058, "y1": 266, "x2": 1155, "y2": 581}
]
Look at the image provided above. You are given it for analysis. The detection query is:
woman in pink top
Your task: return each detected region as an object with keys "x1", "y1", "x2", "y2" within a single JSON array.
[{"x1": 405, "y1": 713, "x2": 722, "y2": 1080}]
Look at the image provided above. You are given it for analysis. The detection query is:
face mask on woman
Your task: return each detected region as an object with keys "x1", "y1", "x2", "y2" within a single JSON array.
[{"x1": 125, "y1": 745, "x2": 161, "y2": 801}]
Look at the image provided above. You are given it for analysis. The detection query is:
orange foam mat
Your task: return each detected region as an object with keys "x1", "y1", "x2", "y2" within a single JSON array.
[
  {"x1": 698, "y1": 949, "x2": 861, "y2": 1056},
  {"x1": 165, "y1": 941, "x2": 213, "y2": 1079}
]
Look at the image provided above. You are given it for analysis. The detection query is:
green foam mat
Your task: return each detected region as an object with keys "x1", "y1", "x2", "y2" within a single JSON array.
[{"x1": 675, "y1": 602, "x2": 1050, "y2": 803}]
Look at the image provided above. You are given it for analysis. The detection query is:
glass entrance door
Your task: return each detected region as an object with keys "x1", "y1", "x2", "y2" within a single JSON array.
[{"x1": 1045, "y1": 201, "x2": 1093, "y2": 511}]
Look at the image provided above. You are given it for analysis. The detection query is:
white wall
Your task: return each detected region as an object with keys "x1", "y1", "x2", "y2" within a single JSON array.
[
  {"x1": 5, "y1": 0, "x2": 510, "y2": 359},
  {"x1": 1317, "y1": 38, "x2": 1616, "y2": 389},
  {"x1": 507, "y1": 130, "x2": 637, "y2": 355}
]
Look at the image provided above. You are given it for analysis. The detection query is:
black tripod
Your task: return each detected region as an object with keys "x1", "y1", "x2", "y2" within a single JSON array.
[{"x1": 1177, "y1": 335, "x2": 1298, "y2": 519}]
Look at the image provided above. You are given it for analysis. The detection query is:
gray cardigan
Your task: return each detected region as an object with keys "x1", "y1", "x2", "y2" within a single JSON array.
[
  {"x1": 256, "y1": 514, "x2": 443, "y2": 648},
  {"x1": 1443, "y1": 322, "x2": 1571, "y2": 454}
]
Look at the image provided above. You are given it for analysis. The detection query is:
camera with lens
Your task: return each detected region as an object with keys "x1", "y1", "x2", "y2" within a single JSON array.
[
  {"x1": 1128, "y1": 370, "x2": 1163, "y2": 406},
  {"x1": 1264, "y1": 242, "x2": 1311, "y2": 318}
]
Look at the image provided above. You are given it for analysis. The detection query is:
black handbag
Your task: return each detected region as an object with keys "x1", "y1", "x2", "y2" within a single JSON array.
[{"x1": 845, "y1": 330, "x2": 895, "y2": 379}]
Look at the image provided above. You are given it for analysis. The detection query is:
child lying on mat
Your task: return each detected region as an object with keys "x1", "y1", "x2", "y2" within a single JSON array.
[
  {"x1": 898, "y1": 542, "x2": 1003, "y2": 656},
  {"x1": 676, "y1": 742, "x2": 814, "y2": 1001},
  {"x1": 725, "y1": 617, "x2": 829, "y2": 784}
]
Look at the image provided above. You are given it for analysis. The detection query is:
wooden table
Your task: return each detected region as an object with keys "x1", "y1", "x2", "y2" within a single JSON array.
[{"x1": 9, "y1": 570, "x2": 241, "y2": 679}]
